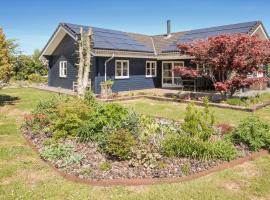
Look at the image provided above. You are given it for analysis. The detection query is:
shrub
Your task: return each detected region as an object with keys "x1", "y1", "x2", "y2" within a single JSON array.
[
  {"x1": 28, "y1": 73, "x2": 47, "y2": 83},
  {"x1": 181, "y1": 98, "x2": 215, "y2": 141},
  {"x1": 215, "y1": 123, "x2": 234, "y2": 135},
  {"x1": 51, "y1": 98, "x2": 92, "y2": 138},
  {"x1": 161, "y1": 134, "x2": 237, "y2": 161},
  {"x1": 103, "y1": 129, "x2": 136, "y2": 160},
  {"x1": 40, "y1": 144, "x2": 84, "y2": 168},
  {"x1": 83, "y1": 91, "x2": 98, "y2": 107},
  {"x1": 231, "y1": 115, "x2": 270, "y2": 151},
  {"x1": 99, "y1": 162, "x2": 112, "y2": 171},
  {"x1": 32, "y1": 95, "x2": 68, "y2": 119},
  {"x1": 77, "y1": 103, "x2": 128, "y2": 142},
  {"x1": 129, "y1": 142, "x2": 162, "y2": 169}
]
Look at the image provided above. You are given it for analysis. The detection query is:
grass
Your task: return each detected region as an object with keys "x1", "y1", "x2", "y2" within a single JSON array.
[
  {"x1": 0, "y1": 87, "x2": 270, "y2": 199},
  {"x1": 119, "y1": 99, "x2": 270, "y2": 125}
]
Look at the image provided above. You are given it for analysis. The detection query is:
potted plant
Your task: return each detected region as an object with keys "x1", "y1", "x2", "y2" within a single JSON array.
[{"x1": 100, "y1": 80, "x2": 114, "y2": 97}]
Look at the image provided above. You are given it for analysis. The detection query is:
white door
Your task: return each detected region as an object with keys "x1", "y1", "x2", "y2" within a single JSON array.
[{"x1": 162, "y1": 61, "x2": 184, "y2": 87}]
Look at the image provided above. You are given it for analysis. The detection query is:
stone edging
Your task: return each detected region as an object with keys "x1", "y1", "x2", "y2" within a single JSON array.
[
  {"x1": 22, "y1": 133, "x2": 269, "y2": 187},
  {"x1": 99, "y1": 95, "x2": 270, "y2": 112}
]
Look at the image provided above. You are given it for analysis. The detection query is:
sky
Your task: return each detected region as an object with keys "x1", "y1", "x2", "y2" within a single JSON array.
[{"x1": 1, "y1": 0, "x2": 270, "y2": 55}]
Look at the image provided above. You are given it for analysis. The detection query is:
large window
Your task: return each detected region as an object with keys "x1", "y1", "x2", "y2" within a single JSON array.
[
  {"x1": 115, "y1": 60, "x2": 129, "y2": 79},
  {"x1": 146, "y1": 61, "x2": 157, "y2": 77},
  {"x1": 59, "y1": 61, "x2": 67, "y2": 78}
]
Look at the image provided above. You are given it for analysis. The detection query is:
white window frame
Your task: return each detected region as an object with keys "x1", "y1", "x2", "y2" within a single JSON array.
[
  {"x1": 59, "y1": 61, "x2": 67, "y2": 78},
  {"x1": 115, "y1": 60, "x2": 129, "y2": 79},
  {"x1": 145, "y1": 61, "x2": 157, "y2": 77}
]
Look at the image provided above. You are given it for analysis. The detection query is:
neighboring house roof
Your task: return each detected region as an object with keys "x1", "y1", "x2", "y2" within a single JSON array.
[{"x1": 40, "y1": 20, "x2": 268, "y2": 59}]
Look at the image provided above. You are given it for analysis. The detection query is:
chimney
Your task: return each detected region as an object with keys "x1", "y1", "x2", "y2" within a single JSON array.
[{"x1": 166, "y1": 20, "x2": 171, "y2": 37}]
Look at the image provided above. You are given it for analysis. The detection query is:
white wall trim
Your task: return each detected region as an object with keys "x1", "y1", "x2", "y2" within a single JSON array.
[{"x1": 250, "y1": 24, "x2": 269, "y2": 40}]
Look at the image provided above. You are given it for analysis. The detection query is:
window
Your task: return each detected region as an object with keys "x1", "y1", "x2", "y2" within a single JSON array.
[
  {"x1": 115, "y1": 60, "x2": 129, "y2": 79},
  {"x1": 197, "y1": 64, "x2": 210, "y2": 75},
  {"x1": 59, "y1": 61, "x2": 67, "y2": 78},
  {"x1": 146, "y1": 61, "x2": 157, "y2": 77}
]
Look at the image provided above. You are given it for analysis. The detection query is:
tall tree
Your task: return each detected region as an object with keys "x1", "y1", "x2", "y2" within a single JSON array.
[
  {"x1": 0, "y1": 28, "x2": 12, "y2": 87},
  {"x1": 177, "y1": 34, "x2": 270, "y2": 97},
  {"x1": 77, "y1": 27, "x2": 93, "y2": 97}
]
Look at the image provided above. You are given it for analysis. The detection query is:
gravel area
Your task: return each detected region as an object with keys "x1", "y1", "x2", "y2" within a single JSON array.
[{"x1": 22, "y1": 127, "x2": 252, "y2": 181}]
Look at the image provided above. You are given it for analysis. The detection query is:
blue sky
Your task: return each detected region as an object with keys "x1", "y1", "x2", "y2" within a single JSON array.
[{"x1": 1, "y1": 0, "x2": 270, "y2": 55}]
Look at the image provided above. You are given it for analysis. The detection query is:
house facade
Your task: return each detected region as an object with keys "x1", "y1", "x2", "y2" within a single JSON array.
[{"x1": 40, "y1": 21, "x2": 269, "y2": 93}]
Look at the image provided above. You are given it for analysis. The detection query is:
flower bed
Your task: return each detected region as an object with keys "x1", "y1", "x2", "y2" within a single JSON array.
[{"x1": 21, "y1": 92, "x2": 270, "y2": 182}]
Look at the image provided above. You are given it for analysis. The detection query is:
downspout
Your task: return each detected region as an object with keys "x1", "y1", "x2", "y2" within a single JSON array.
[{"x1": 104, "y1": 53, "x2": 115, "y2": 81}]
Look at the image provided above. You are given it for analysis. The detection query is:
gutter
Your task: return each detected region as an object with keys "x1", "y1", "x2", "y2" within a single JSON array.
[{"x1": 104, "y1": 53, "x2": 115, "y2": 81}]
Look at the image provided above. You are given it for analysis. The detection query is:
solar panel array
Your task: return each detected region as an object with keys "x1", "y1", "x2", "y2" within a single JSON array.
[
  {"x1": 64, "y1": 23, "x2": 154, "y2": 52},
  {"x1": 162, "y1": 21, "x2": 259, "y2": 52}
]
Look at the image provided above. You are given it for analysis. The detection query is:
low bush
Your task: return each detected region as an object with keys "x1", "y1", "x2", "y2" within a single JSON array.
[
  {"x1": 181, "y1": 97, "x2": 215, "y2": 141},
  {"x1": 28, "y1": 73, "x2": 47, "y2": 83},
  {"x1": 51, "y1": 98, "x2": 92, "y2": 138},
  {"x1": 231, "y1": 115, "x2": 270, "y2": 151},
  {"x1": 215, "y1": 123, "x2": 234, "y2": 135},
  {"x1": 103, "y1": 128, "x2": 136, "y2": 160},
  {"x1": 99, "y1": 162, "x2": 112, "y2": 171},
  {"x1": 40, "y1": 144, "x2": 84, "y2": 168},
  {"x1": 161, "y1": 134, "x2": 237, "y2": 161},
  {"x1": 77, "y1": 103, "x2": 129, "y2": 142}
]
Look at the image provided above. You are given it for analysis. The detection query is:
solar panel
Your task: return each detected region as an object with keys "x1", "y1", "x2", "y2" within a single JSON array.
[
  {"x1": 162, "y1": 21, "x2": 259, "y2": 52},
  {"x1": 63, "y1": 23, "x2": 154, "y2": 52}
]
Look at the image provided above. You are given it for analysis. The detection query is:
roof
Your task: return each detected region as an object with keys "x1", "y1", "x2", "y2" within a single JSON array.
[
  {"x1": 163, "y1": 21, "x2": 261, "y2": 52},
  {"x1": 40, "y1": 20, "x2": 267, "y2": 58}
]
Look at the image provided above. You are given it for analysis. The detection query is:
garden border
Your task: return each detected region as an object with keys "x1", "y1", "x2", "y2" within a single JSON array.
[
  {"x1": 22, "y1": 133, "x2": 269, "y2": 187},
  {"x1": 100, "y1": 95, "x2": 270, "y2": 112}
]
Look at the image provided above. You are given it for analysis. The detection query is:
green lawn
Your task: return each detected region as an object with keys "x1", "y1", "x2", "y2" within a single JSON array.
[
  {"x1": 1, "y1": 88, "x2": 270, "y2": 200},
  {"x1": 119, "y1": 99, "x2": 270, "y2": 125}
]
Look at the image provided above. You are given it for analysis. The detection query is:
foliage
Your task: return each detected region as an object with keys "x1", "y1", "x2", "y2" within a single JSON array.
[
  {"x1": 51, "y1": 98, "x2": 92, "y2": 138},
  {"x1": 214, "y1": 76, "x2": 269, "y2": 98},
  {"x1": 99, "y1": 162, "x2": 112, "y2": 171},
  {"x1": 83, "y1": 90, "x2": 98, "y2": 107},
  {"x1": 0, "y1": 27, "x2": 13, "y2": 85},
  {"x1": 174, "y1": 66, "x2": 200, "y2": 78},
  {"x1": 178, "y1": 34, "x2": 270, "y2": 97},
  {"x1": 103, "y1": 128, "x2": 136, "y2": 160},
  {"x1": 13, "y1": 53, "x2": 47, "y2": 81},
  {"x1": 40, "y1": 144, "x2": 84, "y2": 168},
  {"x1": 129, "y1": 142, "x2": 162, "y2": 169},
  {"x1": 100, "y1": 79, "x2": 114, "y2": 88},
  {"x1": 28, "y1": 73, "x2": 47, "y2": 83},
  {"x1": 225, "y1": 93, "x2": 270, "y2": 107},
  {"x1": 77, "y1": 103, "x2": 129, "y2": 142},
  {"x1": 23, "y1": 113, "x2": 48, "y2": 131},
  {"x1": 215, "y1": 123, "x2": 234, "y2": 135},
  {"x1": 231, "y1": 115, "x2": 270, "y2": 151},
  {"x1": 32, "y1": 95, "x2": 67, "y2": 118},
  {"x1": 161, "y1": 134, "x2": 237, "y2": 161},
  {"x1": 181, "y1": 163, "x2": 190, "y2": 175},
  {"x1": 181, "y1": 98, "x2": 215, "y2": 141}
]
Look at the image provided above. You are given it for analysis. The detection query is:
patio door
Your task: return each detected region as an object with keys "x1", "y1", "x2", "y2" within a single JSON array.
[{"x1": 162, "y1": 61, "x2": 184, "y2": 87}]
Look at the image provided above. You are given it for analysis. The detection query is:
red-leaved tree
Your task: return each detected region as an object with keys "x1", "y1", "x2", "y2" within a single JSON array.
[{"x1": 177, "y1": 34, "x2": 270, "y2": 97}]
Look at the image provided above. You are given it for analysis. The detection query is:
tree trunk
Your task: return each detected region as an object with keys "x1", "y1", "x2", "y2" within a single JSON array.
[
  {"x1": 77, "y1": 27, "x2": 85, "y2": 97},
  {"x1": 82, "y1": 28, "x2": 93, "y2": 93}
]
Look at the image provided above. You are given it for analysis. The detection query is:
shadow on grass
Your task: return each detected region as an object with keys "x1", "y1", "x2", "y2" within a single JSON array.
[{"x1": 0, "y1": 95, "x2": 20, "y2": 106}]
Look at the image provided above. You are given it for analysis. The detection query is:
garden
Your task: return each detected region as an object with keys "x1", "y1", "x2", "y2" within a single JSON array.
[{"x1": 22, "y1": 91, "x2": 270, "y2": 181}]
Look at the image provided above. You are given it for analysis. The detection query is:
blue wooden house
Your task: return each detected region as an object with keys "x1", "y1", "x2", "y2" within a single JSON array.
[{"x1": 39, "y1": 20, "x2": 269, "y2": 93}]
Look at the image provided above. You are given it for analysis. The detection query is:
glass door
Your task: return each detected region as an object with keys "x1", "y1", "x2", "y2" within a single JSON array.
[
  {"x1": 162, "y1": 61, "x2": 184, "y2": 87},
  {"x1": 162, "y1": 62, "x2": 173, "y2": 87}
]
